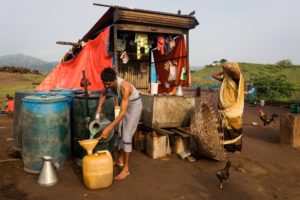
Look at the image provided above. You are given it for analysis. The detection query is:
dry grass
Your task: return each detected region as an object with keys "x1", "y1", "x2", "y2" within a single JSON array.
[{"x1": 0, "y1": 72, "x2": 46, "y2": 106}]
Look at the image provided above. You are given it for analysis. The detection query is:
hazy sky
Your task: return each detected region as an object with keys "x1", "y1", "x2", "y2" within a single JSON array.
[{"x1": 1, "y1": 0, "x2": 300, "y2": 66}]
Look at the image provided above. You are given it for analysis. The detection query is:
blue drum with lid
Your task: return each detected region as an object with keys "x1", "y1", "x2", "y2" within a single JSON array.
[{"x1": 21, "y1": 94, "x2": 70, "y2": 173}]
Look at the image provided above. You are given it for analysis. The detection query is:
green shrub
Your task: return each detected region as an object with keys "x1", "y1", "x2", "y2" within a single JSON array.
[{"x1": 252, "y1": 74, "x2": 295, "y2": 101}]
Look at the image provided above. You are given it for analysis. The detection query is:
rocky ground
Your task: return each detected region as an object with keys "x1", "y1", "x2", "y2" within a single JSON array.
[{"x1": 1, "y1": 104, "x2": 300, "y2": 200}]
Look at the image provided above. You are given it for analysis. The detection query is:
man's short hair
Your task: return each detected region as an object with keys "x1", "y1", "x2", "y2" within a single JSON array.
[{"x1": 101, "y1": 67, "x2": 116, "y2": 82}]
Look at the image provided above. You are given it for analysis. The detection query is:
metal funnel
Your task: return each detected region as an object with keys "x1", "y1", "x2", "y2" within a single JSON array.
[{"x1": 37, "y1": 156, "x2": 59, "y2": 186}]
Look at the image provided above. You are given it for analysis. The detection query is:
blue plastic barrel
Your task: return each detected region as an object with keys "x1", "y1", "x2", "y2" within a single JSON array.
[
  {"x1": 50, "y1": 89, "x2": 84, "y2": 155},
  {"x1": 35, "y1": 91, "x2": 52, "y2": 96},
  {"x1": 21, "y1": 95, "x2": 70, "y2": 173},
  {"x1": 50, "y1": 88, "x2": 81, "y2": 101}
]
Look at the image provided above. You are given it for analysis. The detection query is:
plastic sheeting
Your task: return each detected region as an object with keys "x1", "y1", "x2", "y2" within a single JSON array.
[{"x1": 36, "y1": 26, "x2": 112, "y2": 91}]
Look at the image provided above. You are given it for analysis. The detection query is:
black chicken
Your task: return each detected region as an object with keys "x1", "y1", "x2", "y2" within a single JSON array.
[
  {"x1": 258, "y1": 108, "x2": 279, "y2": 126},
  {"x1": 216, "y1": 160, "x2": 231, "y2": 189}
]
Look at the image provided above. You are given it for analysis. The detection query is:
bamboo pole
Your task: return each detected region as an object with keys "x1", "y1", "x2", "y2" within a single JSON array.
[{"x1": 56, "y1": 41, "x2": 80, "y2": 46}]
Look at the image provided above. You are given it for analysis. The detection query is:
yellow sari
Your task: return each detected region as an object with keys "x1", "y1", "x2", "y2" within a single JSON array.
[{"x1": 218, "y1": 62, "x2": 244, "y2": 130}]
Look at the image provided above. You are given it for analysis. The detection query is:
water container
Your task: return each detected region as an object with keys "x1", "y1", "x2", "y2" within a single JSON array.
[
  {"x1": 13, "y1": 90, "x2": 36, "y2": 151},
  {"x1": 21, "y1": 95, "x2": 70, "y2": 173},
  {"x1": 88, "y1": 118, "x2": 114, "y2": 141},
  {"x1": 82, "y1": 150, "x2": 113, "y2": 189},
  {"x1": 150, "y1": 83, "x2": 158, "y2": 95},
  {"x1": 50, "y1": 88, "x2": 84, "y2": 103},
  {"x1": 290, "y1": 104, "x2": 299, "y2": 113},
  {"x1": 260, "y1": 99, "x2": 265, "y2": 107},
  {"x1": 72, "y1": 93, "x2": 115, "y2": 158}
]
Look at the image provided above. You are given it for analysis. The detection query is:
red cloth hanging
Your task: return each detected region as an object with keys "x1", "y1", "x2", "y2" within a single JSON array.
[
  {"x1": 153, "y1": 35, "x2": 187, "y2": 93},
  {"x1": 36, "y1": 26, "x2": 112, "y2": 91}
]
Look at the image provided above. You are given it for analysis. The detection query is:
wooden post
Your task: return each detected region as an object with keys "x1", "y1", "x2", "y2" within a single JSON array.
[
  {"x1": 113, "y1": 25, "x2": 118, "y2": 74},
  {"x1": 186, "y1": 30, "x2": 191, "y2": 86}
]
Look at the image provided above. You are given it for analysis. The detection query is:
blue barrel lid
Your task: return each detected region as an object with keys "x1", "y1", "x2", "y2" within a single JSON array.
[
  {"x1": 35, "y1": 91, "x2": 52, "y2": 96},
  {"x1": 51, "y1": 91, "x2": 73, "y2": 96},
  {"x1": 50, "y1": 88, "x2": 65, "y2": 92},
  {"x1": 23, "y1": 95, "x2": 67, "y2": 103},
  {"x1": 15, "y1": 90, "x2": 35, "y2": 94}
]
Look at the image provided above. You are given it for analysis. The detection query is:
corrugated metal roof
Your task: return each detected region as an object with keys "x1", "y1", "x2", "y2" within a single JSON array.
[
  {"x1": 81, "y1": 3, "x2": 199, "y2": 41},
  {"x1": 93, "y1": 3, "x2": 197, "y2": 18}
]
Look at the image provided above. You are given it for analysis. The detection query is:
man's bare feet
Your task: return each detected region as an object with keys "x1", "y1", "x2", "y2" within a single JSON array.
[
  {"x1": 114, "y1": 157, "x2": 124, "y2": 167},
  {"x1": 114, "y1": 161, "x2": 124, "y2": 167},
  {"x1": 115, "y1": 169, "x2": 130, "y2": 180},
  {"x1": 234, "y1": 151, "x2": 241, "y2": 155}
]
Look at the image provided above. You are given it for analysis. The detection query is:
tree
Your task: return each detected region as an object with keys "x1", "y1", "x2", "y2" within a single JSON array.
[
  {"x1": 275, "y1": 59, "x2": 292, "y2": 67},
  {"x1": 252, "y1": 74, "x2": 295, "y2": 101},
  {"x1": 219, "y1": 59, "x2": 228, "y2": 64}
]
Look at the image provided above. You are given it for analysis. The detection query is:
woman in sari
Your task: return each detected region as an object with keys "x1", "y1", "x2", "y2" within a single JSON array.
[{"x1": 212, "y1": 62, "x2": 244, "y2": 153}]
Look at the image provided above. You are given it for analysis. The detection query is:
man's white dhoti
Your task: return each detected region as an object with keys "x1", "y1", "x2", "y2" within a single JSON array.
[{"x1": 118, "y1": 98, "x2": 142, "y2": 152}]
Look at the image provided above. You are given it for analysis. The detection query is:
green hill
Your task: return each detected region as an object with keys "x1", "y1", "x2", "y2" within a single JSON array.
[{"x1": 191, "y1": 62, "x2": 300, "y2": 103}]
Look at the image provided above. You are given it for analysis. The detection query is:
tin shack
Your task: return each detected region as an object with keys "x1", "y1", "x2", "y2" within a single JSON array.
[{"x1": 81, "y1": 4, "x2": 199, "y2": 128}]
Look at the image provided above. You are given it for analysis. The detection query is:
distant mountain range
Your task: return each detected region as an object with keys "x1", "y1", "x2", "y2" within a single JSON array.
[
  {"x1": 0, "y1": 54, "x2": 58, "y2": 72},
  {"x1": 0, "y1": 53, "x2": 204, "y2": 73}
]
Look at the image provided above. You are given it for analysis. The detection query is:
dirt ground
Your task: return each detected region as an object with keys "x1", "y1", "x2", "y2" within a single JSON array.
[{"x1": 1, "y1": 104, "x2": 300, "y2": 200}]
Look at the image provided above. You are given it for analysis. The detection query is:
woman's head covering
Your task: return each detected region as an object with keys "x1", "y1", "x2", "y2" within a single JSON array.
[{"x1": 222, "y1": 62, "x2": 240, "y2": 76}]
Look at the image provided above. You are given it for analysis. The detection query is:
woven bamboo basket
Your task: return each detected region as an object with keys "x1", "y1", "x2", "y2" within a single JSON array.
[{"x1": 190, "y1": 101, "x2": 226, "y2": 161}]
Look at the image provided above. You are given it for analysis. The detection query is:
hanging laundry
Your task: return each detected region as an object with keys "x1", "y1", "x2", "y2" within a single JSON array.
[
  {"x1": 151, "y1": 64, "x2": 157, "y2": 83},
  {"x1": 169, "y1": 64, "x2": 177, "y2": 81},
  {"x1": 165, "y1": 37, "x2": 171, "y2": 55},
  {"x1": 180, "y1": 67, "x2": 187, "y2": 80},
  {"x1": 164, "y1": 60, "x2": 172, "y2": 71},
  {"x1": 164, "y1": 81, "x2": 170, "y2": 89},
  {"x1": 170, "y1": 38, "x2": 176, "y2": 49},
  {"x1": 116, "y1": 39, "x2": 126, "y2": 51},
  {"x1": 157, "y1": 35, "x2": 165, "y2": 55},
  {"x1": 120, "y1": 51, "x2": 129, "y2": 64},
  {"x1": 150, "y1": 52, "x2": 157, "y2": 83},
  {"x1": 135, "y1": 33, "x2": 149, "y2": 59},
  {"x1": 140, "y1": 62, "x2": 148, "y2": 74}
]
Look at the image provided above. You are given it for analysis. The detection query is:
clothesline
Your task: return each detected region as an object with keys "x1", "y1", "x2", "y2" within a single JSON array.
[{"x1": 150, "y1": 55, "x2": 187, "y2": 64}]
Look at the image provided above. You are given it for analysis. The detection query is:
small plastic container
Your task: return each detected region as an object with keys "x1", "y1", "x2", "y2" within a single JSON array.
[{"x1": 290, "y1": 104, "x2": 299, "y2": 113}]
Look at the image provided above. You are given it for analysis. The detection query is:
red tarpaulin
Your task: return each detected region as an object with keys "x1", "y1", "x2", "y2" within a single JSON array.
[
  {"x1": 153, "y1": 35, "x2": 187, "y2": 93},
  {"x1": 36, "y1": 26, "x2": 112, "y2": 91}
]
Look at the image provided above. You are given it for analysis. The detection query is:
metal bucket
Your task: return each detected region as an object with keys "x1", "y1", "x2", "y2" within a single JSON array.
[{"x1": 21, "y1": 95, "x2": 70, "y2": 173}]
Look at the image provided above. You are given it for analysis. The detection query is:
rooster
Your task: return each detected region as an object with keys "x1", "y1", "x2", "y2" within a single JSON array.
[
  {"x1": 216, "y1": 160, "x2": 231, "y2": 189},
  {"x1": 258, "y1": 108, "x2": 279, "y2": 126}
]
